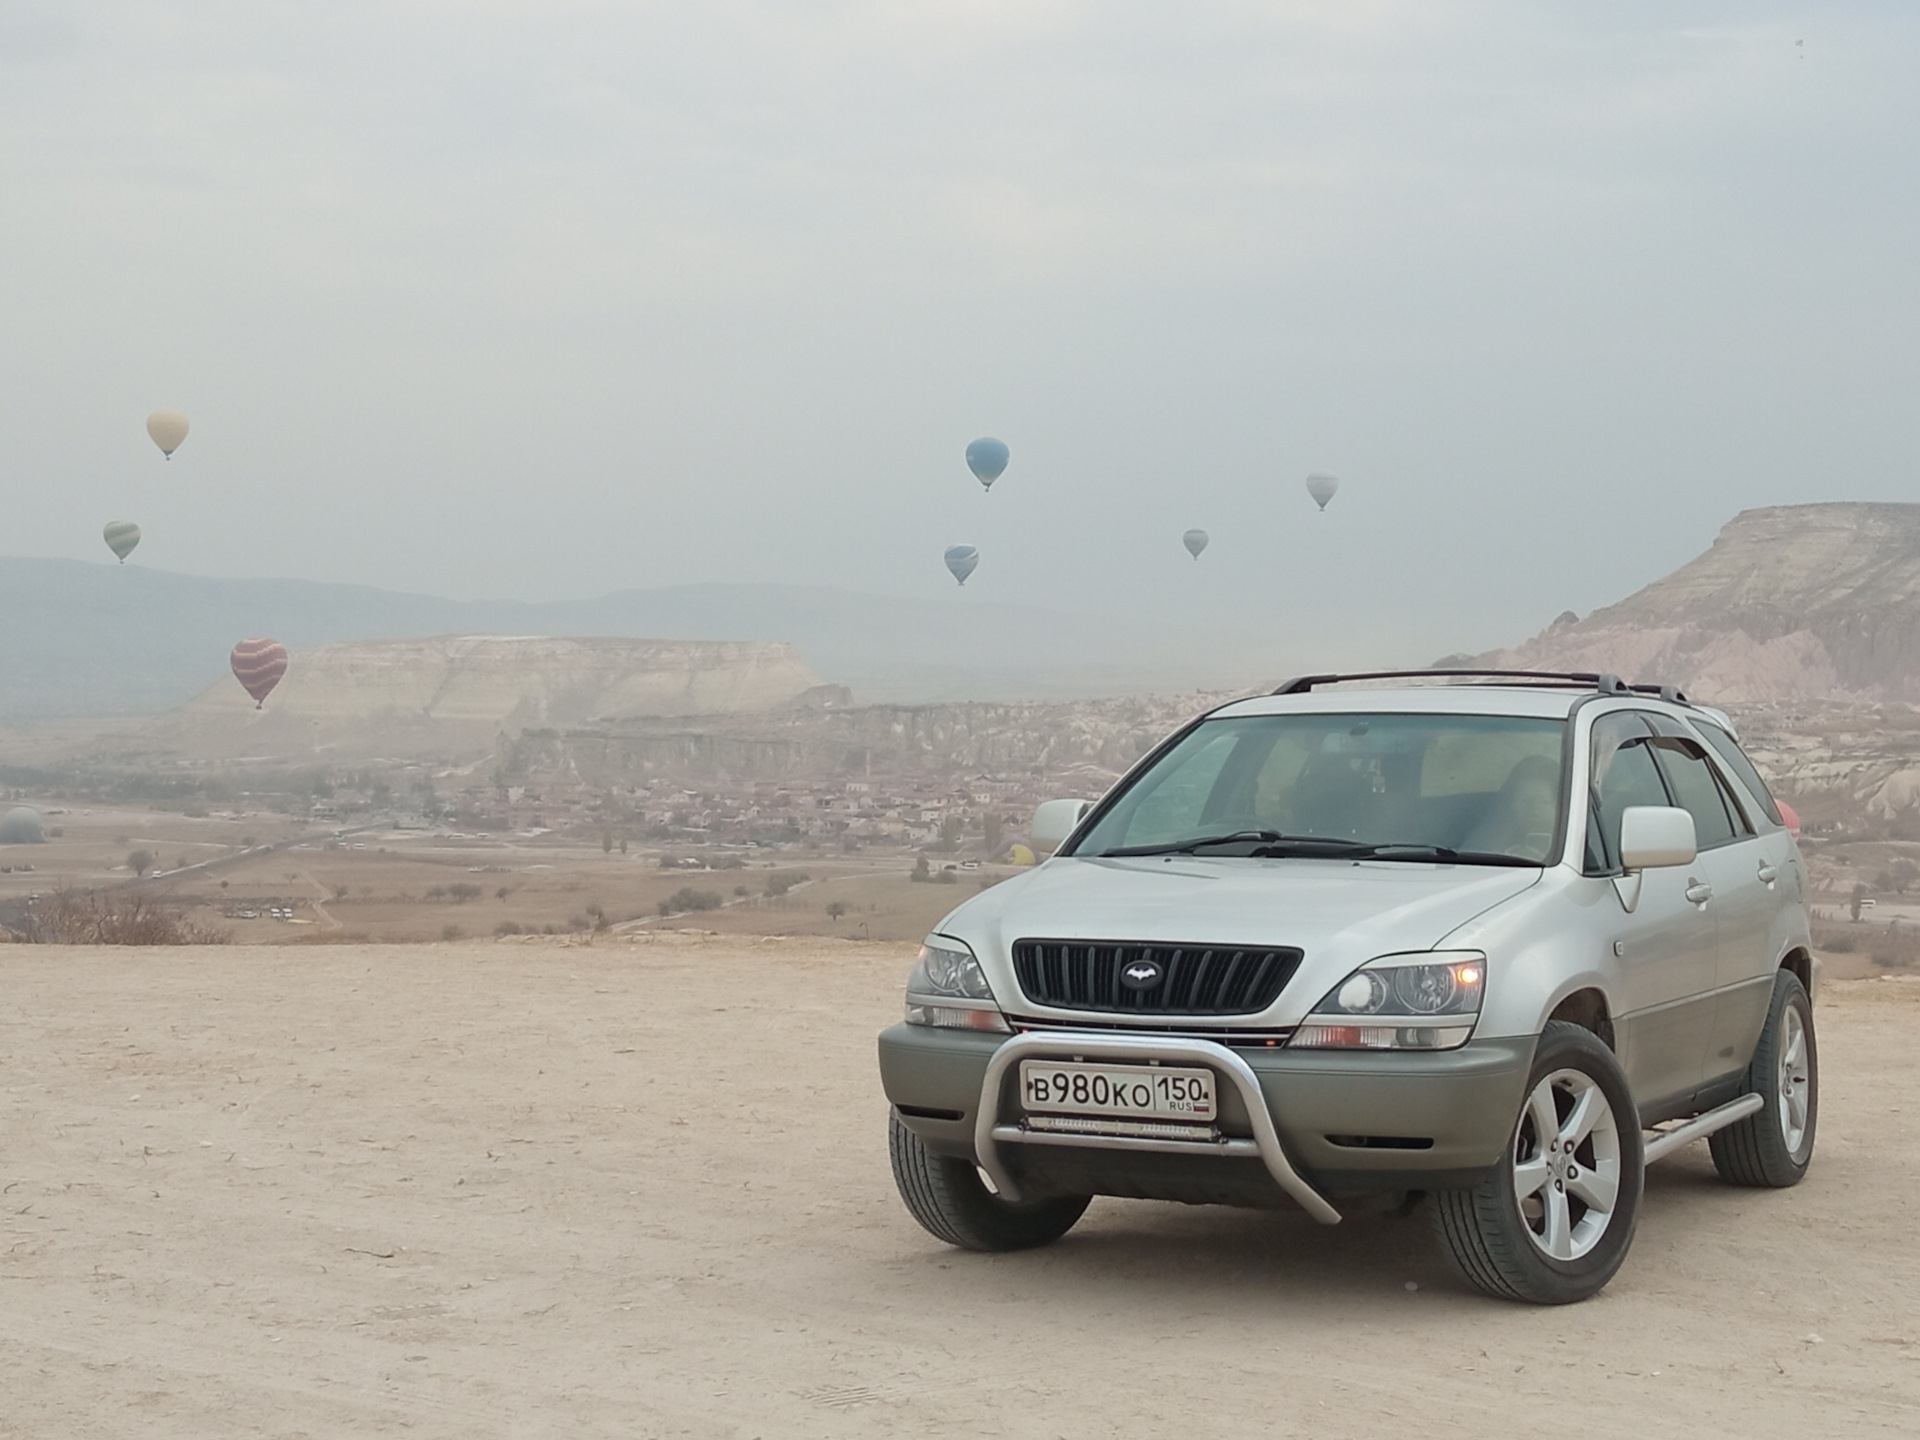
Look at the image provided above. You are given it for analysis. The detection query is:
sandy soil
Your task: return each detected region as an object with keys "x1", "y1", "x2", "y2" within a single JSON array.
[{"x1": 2, "y1": 937, "x2": 1917, "y2": 1438}]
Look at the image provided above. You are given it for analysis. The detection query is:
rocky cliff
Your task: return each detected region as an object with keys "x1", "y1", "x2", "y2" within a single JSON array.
[
  {"x1": 158, "y1": 636, "x2": 829, "y2": 759},
  {"x1": 1463, "y1": 504, "x2": 1920, "y2": 704}
]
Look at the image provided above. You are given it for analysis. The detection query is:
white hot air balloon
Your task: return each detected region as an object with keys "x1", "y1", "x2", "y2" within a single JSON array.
[
  {"x1": 1306, "y1": 472, "x2": 1339, "y2": 511},
  {"x1": 146, "y1": 410, "x2": 190, "y2": 459},
  {"x1": 1182, "y1": 529, "x2": 1209, "y2": 560}
]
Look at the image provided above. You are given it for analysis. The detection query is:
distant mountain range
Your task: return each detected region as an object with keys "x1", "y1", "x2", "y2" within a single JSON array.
[
  {"x1": 0, "y1": 558, "x2": 1251, "y2": 719},
  {"x1": 1458, "y1": 503, "x2": 1920, "y2": 703}
]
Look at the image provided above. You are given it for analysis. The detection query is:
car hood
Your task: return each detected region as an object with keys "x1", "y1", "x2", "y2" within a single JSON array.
[{"x1": 936, "y1": 854, "x2": 1542, "y2": 1026}]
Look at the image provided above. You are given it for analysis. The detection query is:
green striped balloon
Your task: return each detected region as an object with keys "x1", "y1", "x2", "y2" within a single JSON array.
[{"x1": 102, "y1": 521, "x2": 141, "y2": 563}]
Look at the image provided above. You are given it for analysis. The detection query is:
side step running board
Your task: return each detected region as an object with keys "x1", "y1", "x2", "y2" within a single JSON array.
[{"x1": 1642, "y1": 1093, "x2": 1765, "y2": 1165}]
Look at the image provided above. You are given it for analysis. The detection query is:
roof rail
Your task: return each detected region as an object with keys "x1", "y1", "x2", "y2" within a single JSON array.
[{"x1": 1272, "y1": 668, "x2": 1689, "y2": 702}]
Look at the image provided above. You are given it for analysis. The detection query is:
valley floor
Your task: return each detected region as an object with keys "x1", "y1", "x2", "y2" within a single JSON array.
[{"x1": 1, "y1": 938, "x2": 1916, "y2": 1437}]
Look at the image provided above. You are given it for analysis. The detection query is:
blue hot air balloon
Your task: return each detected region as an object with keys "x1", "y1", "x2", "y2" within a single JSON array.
[
  {"x1": 944, "y1": 545, "x2": 980, "y2": 586},
  {"x1": 966, "y1": 438, "x2": 1010, "y2": 492},
  {"x1": 1182, "y1": 528, "x2": 1209, "y2": 560},
  {"x1": 1306, "y1": 472, "x2": 1340, "y2": 511}
]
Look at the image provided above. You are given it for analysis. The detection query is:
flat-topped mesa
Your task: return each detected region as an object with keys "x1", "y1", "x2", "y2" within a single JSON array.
[
  {"x1": 1469, "y1": 503, "x2": 1920, "y2": 704},
  {"x1": 181, "y1": 636, "x2": 827, "y2": 723}
]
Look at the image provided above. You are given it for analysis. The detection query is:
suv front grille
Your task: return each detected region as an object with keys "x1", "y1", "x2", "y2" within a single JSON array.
[{"x1": 1011, "y1": 939, "x2": 1302, "y2": 1016}]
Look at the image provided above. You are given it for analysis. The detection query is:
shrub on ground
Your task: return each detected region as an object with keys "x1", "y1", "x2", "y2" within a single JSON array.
[
  {"x1": 23, "y1": 888, "x2": 228, "y2": 945},
  {"x1": 660, "y1": 887, "x2": 723, "y2": 916}
]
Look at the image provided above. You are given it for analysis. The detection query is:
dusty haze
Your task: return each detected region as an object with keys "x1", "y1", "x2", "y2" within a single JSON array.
[{"x1": 4, "y1": 6, "x2": 1919, "y2": 662}]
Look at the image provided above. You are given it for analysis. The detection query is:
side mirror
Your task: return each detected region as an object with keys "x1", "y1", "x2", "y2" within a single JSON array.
[
  {"x1": 1619, "y1": 806, "x2": 1697, "y2": 870},
  {"x1": 1031, "y1": 799, "x2": 1093, "y2": 852}
]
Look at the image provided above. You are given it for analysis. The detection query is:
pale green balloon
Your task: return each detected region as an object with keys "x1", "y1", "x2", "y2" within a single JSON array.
[{"x1": 103, "y1": 521, "x2": 141, "y2": 562}]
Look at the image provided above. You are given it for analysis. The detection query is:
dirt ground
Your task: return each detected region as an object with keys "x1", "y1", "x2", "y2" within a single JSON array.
[{"x1": 2, "y1": 938, "x2": 1916, "y2": 1438}]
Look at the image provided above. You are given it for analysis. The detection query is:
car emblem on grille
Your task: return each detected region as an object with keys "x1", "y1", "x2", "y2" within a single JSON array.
[{"x1": 1120, "y1": 960, "x2": 1164, "y2": 990}]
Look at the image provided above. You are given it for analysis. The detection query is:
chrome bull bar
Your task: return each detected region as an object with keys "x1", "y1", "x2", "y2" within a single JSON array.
[{"x1": 973, "y1": 1030, "x2": 1342, "y2": 1225}]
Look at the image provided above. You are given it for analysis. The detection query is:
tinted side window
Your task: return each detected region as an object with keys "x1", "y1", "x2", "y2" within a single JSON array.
[
  {"x1": 1587, "y1": 712, "x2": 1670, "y2": 873},
  {"x1": 1649, "y1": 737, "x2": 1743, "y2": 849},
  {"x1": 1692, "y1": 720, "x2": 1785, "y2": 827}
]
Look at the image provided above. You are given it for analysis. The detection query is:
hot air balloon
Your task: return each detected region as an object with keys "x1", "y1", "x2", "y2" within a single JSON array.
[
  {"x1": 1306, "y1": 472, "x2": 1339, "y2": 511},
  {"x1": 147, "y1": 410, "x2": 189, "y2": 459},
  {"x1": 230, "y1": 638, "x2": 288, "y2": 708},
  {"x1": 1182, "y1": 528, "x2": 1209, "y2": 560},
  {"x1": 0, "y1": 807, "x2": 44, "y2": 844},
  {"x1": 944, "y1": 545, "x2": 980, "y2": 586},
  {"x1": 102, "y1": 521, "x2": 141, "y2": 563},
  {"x1": 965, "y1": 438, "x2": 1009, "y2": 492}
]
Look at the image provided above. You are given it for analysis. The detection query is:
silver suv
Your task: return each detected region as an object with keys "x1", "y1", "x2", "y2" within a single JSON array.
[{"x1": 878, "y1": 671, "x2": 1817, "y2": 1304}]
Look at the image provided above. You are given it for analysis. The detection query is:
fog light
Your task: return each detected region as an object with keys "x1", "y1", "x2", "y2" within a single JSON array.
[{"x1": 905, "y1": 1002, "x2": 1011, "y2": 1033}]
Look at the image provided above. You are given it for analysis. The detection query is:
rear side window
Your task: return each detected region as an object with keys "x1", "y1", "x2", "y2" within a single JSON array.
[
  {"x1": 1648, "y1": 737, "x2": 1746, "y2": 850},
  {"x1": 1587, "y1": 712, "x2": 1670, "y2": 873},
  {"x1": 1691, "y1": 720, "x2": 1785, "y2": 827}
]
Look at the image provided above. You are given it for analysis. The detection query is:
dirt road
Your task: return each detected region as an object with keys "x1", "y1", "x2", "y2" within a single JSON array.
[{"x1": 2, "y1": 937, "x2": 1916, "y2": 1437}]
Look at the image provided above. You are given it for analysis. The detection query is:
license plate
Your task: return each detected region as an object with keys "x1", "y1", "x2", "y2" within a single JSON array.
[{"x1": 1019, "y1": 1060, "x2": 1216, "y2": 1122}]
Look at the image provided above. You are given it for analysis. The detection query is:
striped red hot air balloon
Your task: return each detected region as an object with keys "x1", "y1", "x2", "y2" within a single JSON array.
[{"x1": 230, "y1": 638, "x2": 288, "y2": 708}]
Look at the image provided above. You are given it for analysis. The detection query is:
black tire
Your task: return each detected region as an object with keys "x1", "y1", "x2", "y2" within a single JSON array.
[
  {"x1": 888, "y1": 1110, "x2": 1090, "y2": 1252},
  {"x1": 1710, "y1": 969, "x2": 1817, "y2": 1188},
  {"x1": 1432, "y1": 1021, "x2": 1645, "y2": 1305}
]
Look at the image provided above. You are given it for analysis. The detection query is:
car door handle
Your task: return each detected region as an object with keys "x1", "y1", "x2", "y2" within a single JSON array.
[
  {"x1": 1685, "y1": 880, "x2": 1713, "y2": 905},
  {"x1": 1757, "y1": 863, "x2": 1779, "y2": 885}
]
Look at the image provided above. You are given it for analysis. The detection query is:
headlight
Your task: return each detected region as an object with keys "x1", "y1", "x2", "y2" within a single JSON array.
[
  {"x1": 905, "y1": 939, "x2": 1010, "y2": 1033},
  {"x1": 1290, "y1": 952, "x2": 1485, "y2": 1051}
]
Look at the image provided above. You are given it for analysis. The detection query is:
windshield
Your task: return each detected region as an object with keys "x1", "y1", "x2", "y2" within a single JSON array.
[{"x1": 1071, "y1": 712, "x2": 1568, "y2": 865}]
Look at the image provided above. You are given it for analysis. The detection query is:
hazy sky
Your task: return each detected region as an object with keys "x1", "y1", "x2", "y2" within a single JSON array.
[{"x1": 4, "y1": 2, "x2": 1917, "y2": 665}]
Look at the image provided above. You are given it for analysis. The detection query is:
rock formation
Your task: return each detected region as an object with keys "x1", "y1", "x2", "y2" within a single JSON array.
[
  {"x1": 1465, "y1": 504, "x2": 1920, "y2": 703},
  {"x1": 156, "y1": 637, "x2": 828, "y2": 760}
]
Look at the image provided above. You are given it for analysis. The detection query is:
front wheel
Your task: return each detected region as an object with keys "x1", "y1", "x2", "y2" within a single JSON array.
[
  {"x1": 888, "y1": 1110, "x2": 1090, "y2": 1252},
  {"x1": 1433, "y1": 1021, "x2": 1645, "y2": 1304},
  {"x1": 1710, "y1": 969, "x2": 1817, "y2": 1187}
]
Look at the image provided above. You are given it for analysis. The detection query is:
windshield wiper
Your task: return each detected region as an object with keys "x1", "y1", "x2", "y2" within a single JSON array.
[
  {"x1": 1341, "y1": 843, "x2": 1540, "y2": 868},
  {"x1": 1099, "y1": 831, "x2": 1362, "y2": 858},
  {"x1": 1099, "y1": 829, "x2": 1282, "y2": 857},
  {"x1": 1099, "y1": 835, "x2": 1541, "y2": 866}
]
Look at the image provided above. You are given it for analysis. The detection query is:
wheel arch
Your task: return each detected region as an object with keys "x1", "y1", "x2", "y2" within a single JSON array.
[
  {"x1": 1544, "y1": 985, "x2": 1616, "y2": 1052},
  {"x1": 1778, "y1": 947, "x2": 1813, "y2": 996}
]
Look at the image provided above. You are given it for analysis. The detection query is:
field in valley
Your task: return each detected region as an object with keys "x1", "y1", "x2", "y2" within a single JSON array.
[{"x1": 0, "y1": 804, "x2": 1008, "y2": 947}]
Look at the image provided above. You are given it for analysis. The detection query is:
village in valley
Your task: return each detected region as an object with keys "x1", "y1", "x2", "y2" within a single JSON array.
[
  {"x1": 0, "y1": 726, "x2": 1116, "y2": 947},
  {"x1": 8, "y1": 679, "x2": 1920, "y2": 968}
]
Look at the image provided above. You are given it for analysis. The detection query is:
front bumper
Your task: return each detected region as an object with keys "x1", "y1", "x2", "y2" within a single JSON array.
[{"x1": 878, "y1": 1023, "x2": 1534, "y2": 1211}]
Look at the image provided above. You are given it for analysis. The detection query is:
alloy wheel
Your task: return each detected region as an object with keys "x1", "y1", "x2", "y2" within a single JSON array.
[
  {"x1": 1511, "y1": 1068, "x2": 1624, "y2": 1262},
  {"x1": 1777, "y1": 1005, "x2": 1812, "y2": 1156}
]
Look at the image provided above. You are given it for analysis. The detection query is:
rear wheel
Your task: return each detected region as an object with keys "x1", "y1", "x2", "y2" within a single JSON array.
[
  {"x1": 1710, "y1": 969, "x2": 1817, "y2": 1187},
  {"x1": 1433, "y1": 1021, "x2": 1644, "y2": 1304},
  {"x1": 888, "y1": 1110, "x2": 1090, "y2": 1252}
]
